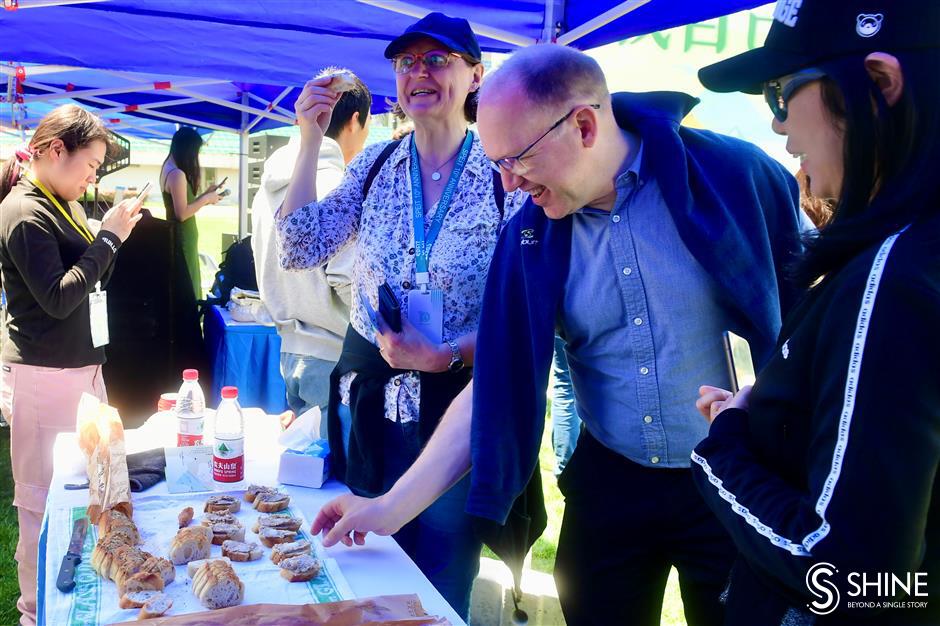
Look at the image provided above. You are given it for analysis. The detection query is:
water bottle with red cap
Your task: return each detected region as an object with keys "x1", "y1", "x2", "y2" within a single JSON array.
[
  {"x1": 175, "y1": 369, "x2": 206, "y2": 446},
  {"x1": 213, "y1": 386, "x2": 245, "y2": 484}
]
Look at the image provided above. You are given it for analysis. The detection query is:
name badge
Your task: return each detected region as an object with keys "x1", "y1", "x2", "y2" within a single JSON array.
[
  {"x1": 407, "y1": 288, "x2": 443, "y2": 344},
  {"x1": 89, "y1": 284, "x2": 109, "y2": 348}
]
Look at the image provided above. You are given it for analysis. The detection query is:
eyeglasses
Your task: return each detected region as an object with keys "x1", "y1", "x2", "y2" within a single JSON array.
[
  {"x1": 392, "y1": 50, "x2": 463, "y2": 74},
  {"x1": 763, "y1": 68, "x2": 826, "y2": 123},
  {"x1": 491, "y1": 104, "x2": 601, "y2": 175}
]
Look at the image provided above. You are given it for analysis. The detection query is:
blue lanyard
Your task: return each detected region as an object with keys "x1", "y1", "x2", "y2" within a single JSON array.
[{"x1": 410, "y1": 131, "x2": 474, "y2": 288}]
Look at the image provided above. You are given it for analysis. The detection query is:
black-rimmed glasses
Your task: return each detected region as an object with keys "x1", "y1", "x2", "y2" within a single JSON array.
[{"x1": 491, "y1": 104, "x2": 601, "y2": 175}]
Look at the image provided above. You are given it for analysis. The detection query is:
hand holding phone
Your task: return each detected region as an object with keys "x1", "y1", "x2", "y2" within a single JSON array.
[
  {"x1": 722, "y1": 331, "x2": 756, "y2": 394},
  {"x1": 218, "y1": 188, "x2": 231, "y2": 197}
]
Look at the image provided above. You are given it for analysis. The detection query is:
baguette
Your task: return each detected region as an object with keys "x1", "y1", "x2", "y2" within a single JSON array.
[
  {"x1": 139, "y1": 555, "x2": 176, "y2": 585},
  {"x1": 210, "y1": 522, "x2": 245, "y2": 545},
  {"x1": 191, "y1": 560, "x2": 244, "y2": 610},
  {"x1": 169, "y1": 525, "x2": 212, "y2": 565},
  {"x1": 138, "y1": 592, "x2": 173, "y2": 619},
  {"x1": 178, "y1": 506, "x2": 194, "y2": 528},
  {"x1": 220, "y1": 539, "x2": 262, "y2": 562},
  {"x1": 111, "y1": 545, "x2": 153, "y2": 587},
  {"x1": 91, "y1": 532, "x2": 134, "y2": 579},
  {"x1": 98, "y1": 509, "x2": 140, "y2": 545},
  {"x1": 258, "y1": 527, "x2": 297, "y2": 548},
  {"x1": 278, "y1": 554, "x2": 321, "y2": 582},
  {"x1": 204, "y1": 495, "x2": 241, "y2": 514},
  {"x1": 252, "y1": 514, "x2": 302, "y2": 534},
  {"x1": 270, "y1": 539, "x2": 311, "y2": 564},
  {"x1": 118, "y1": 590, "x2": 159, "y2": 609},
  {"x1": 253, "y1": 492, "x2": 290, "y2": 513},
  {"x1": 186, "y1": 556, "x2": 231, "y2": 578},
  {"x1": 119, "y1": 571, "x2": 164, "y2": 596}
]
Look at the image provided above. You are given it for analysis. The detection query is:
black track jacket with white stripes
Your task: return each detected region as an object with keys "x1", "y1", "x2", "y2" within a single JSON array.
[{"x1": 692, "y1": 214, "x2": 940, "y2": 625}]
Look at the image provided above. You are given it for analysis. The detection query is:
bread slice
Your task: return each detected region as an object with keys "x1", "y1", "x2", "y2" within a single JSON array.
[
  {"x1": 191, "y1": 560, "x2": 244, "y2": 610},
  {"x1": 253, "y1": 492, "x2": 290, "y2": 513},
  {"x1": 221, "y1": 539, "x2": 262, "y2": 562},
  {"x1": 139, "y1": 555, "x2": 175, "y2": 585},
  {"x1": 111, "y1": 546, "x2": 152, "y2": 587},
  {"x1": 258, "y1": 527, "x2": 297, "y2": 548},
  {"x1": 204, "y1": 495, "x2": 241, "y2": 514},
  {"x1": 252, "y1": 514, "x2": 302, "y2": 534},
  {"x1": 186, "y1": 556, "x2": 232, "y2": 578},
  {"x1": 201, "y1": 512, "x2": 238, "y2": 526},
  {"x1": 118, "y1": 590, "x2": 159, "y2": 609},
  {"x1": 169, "y1": 525, "x2": 212, "y2": 565},
  {"x1": 91, "y1": 532, "x2": 135, "y2": 579},
  {"x1": 178, "y1": 506, "x2": 194, "y2": 528},
  {"x1": 278, "y1": 555, "x2": 321, "y2": 582},
  {"x1": 138, "y1": 592, "x2": 173, "y2": 619},
  {"x1": 244, "y1": 484, "x2": 277, "y2": 503},
  {"x1": 119, "y1": 571, "x2": 164, "y2": 596},
  {"x1": 210, "y1": 522, "x2": 246, "y2": 545},
  {"x1": 270, "y1": 539, "x2": 311, "y2": 564}
]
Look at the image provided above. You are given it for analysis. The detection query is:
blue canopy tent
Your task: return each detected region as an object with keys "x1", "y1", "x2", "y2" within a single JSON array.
[{"x1": 0, "y1": 0, "x2": 769, "y2": 235}]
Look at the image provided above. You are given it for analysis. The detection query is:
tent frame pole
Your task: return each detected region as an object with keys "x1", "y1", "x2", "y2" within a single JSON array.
[
  {"x1": 168, "y1": 86, "x2": 294, "y2": 125},
  {"x1": 555, "y1": 0, "x2": 652, "y2": 46},
  {"x1": 244, "y1": 87, "x2": 293, "y2": 134},
  {"x1": 238, "y1": 91, "x2": 249, "y2": 240},
  {"x1": 22, "y1": 77, "x2": 225, "y2": 103}
]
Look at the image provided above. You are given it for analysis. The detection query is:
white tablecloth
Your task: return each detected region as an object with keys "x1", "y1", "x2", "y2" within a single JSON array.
[{"x1": 38, "y1": 409, "x2": 464, "y2": 625}]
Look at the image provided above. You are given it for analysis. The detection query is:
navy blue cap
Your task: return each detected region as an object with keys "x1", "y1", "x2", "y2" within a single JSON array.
[
  {"x1": 384, "y1": 12, "x2": 482, "y2": 62},
  {"x1": 700, "y1": 0, "x2": 940, "y2": 94}
]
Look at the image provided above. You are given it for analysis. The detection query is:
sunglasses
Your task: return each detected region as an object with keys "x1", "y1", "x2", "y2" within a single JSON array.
[
  {"x1": 763, "y1": 68, "x2": 827, "y2": 123},
  {"x1": 391, "y1": 50, "x2": 463, "y2": 75}
]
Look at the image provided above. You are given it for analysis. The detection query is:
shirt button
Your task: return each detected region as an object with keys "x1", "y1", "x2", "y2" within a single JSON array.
[
  {"x1": 622, "y1": 267, "x2": 632, "y2": 276},
  {"x1": 639, "y1": 366, "x2": 649, "y2": 375},
  {"x1": 394, "y1": 379, "x2": 402, "y2": 386},
  {"x1": 633, "y1": 317, "x2": 643, "y2": 326},
  {"x1": 612, "y1": 215, "x2": 621, "y2": 223},
  {"x1": 408, "y1": 247, "x2": 415, "y2": 255},
  {"x1": 401, "y1": 280, "x2": 411, "y2": 290},
  {"x1": 643, "y1": 415, "x2": 653, "y2": 424},
  {"x1": 650, "y1": 456, "x2": 660, "y2": 464}
]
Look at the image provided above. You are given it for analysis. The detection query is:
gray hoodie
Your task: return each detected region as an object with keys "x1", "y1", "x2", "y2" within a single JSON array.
[{"x1": 251, "y1": 136, "x2": 353, "y2": 361}]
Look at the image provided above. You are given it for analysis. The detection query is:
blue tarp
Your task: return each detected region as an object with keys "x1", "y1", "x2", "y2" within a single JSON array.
[{"x1": 0, "y1": 1, "x2": 768, "y2": 136}]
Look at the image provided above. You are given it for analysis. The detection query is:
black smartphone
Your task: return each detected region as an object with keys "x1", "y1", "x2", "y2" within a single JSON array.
[
  {"x1": 722, "y1": 330, "x2": 756, "y2": 394},
  {"x1": 378, "y1": 282, "x2": 401, "y2": 333},
  {"x1": 218, "y1": 176, "x2": 228, "y2": 187}
]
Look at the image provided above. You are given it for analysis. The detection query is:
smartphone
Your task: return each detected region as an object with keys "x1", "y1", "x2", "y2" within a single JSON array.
[
  {"x1": 218, "y1": 176, "x2": 228, "y2": 187},
  {"x1": 722, "y1": 331, "x2": 756, "y2": 394},
  {"x1": 134, "y1": 181, "x2": 153, "y2": 202},
  {"x1": 378, "y1": 282, "x2": 402, "y2": 333}
]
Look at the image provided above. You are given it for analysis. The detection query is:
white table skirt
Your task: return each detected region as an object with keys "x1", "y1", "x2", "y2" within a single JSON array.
[{"x1": 37, "y1": 408, "x2": 463, "y2": 625}]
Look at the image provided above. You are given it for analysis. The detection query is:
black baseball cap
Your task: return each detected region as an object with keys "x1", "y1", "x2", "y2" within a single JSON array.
[
  {"x1": 384, "y1": 12, "x2": 482, "y2": 62},
  {"x1": 699, "y1": 0, "x2": 940, "y2": 94}
]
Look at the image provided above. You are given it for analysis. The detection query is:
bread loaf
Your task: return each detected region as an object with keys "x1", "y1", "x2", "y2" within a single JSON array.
[
  {"x1": 253, "y1": 492, "x2": 289, "y2": 513},
  {"x1": 278, "y1": 554, "x2": 321, "y2": 582},
  {"x1": 191, "y1": 560, "x2": 244, "y2": 610},
  {"x1": 186, "y1": 556, "x2": 231, "y2": 578},
  {"x1": 220, "y1": 539, "x2": 262, "y2": 562},
  {"x1": 139, "y1": 555, "x2": 176, "y2": 585},
  {"x1": 204, "y1": 495, "x2": 241, "y2": 514},
  {"x1": 111, "y1": 546, "x2": 152, "y2": 587},
  {"x1": 138, "y1": 592, "x2": 173, "y2": 619},
  {"x1": 91, "y1": 532, "x2": 134, "y2": 579},
  {"x1": 252, "y1": 514, "x2": 302, "y2": 534},
  {"x1": 119, "y1": 571, "x2": 164, "y2": 596},
  {"x1": 97, "y1": 509, "x2": 140, "y2": 545},
  {"x1": 270, "y1": 539, "x2": 311, "y2": 564},
  {"x1": 169, "y1": 525, "x2": 212, "y2": 565}
]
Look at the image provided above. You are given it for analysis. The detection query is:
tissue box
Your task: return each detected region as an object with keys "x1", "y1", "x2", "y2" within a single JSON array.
[{"x1": 278, "y1": 439, "x2": 330, "y2": 488}]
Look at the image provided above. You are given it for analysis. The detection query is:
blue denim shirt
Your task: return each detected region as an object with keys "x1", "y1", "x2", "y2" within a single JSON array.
[{"x1": 561, "y1": 142, "x2": 736, "y2": 467}]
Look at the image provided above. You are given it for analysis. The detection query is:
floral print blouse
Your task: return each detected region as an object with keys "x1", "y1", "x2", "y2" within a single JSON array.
[{"x1": 277, "y1": 133, "x2": 526, "y2": 424}]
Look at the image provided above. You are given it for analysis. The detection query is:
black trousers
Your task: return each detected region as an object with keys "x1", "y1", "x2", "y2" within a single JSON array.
[{"x1": 555, "y1": 431, "x2": 736, "y2": 626}]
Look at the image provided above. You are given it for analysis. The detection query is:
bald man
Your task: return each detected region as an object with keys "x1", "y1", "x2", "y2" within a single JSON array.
[{"x1": 312, "y1": 45, "x2": 805, "y2": 625}]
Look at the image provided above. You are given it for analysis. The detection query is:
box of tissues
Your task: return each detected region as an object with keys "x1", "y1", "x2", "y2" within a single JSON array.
[{"x1": 277, "y1": 407, "x2": 331, "y2": 488}]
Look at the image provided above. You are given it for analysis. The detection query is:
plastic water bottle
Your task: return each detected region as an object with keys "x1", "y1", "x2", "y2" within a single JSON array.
[
  {"x1": 213, "y1": 386, "x2": 245, "y2": 484},
  {"x1": 175, "y1": 369, "x2": 206, "y2": 446}
]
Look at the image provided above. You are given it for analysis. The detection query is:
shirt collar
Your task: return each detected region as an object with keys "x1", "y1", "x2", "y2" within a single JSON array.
[{"x1": 576, "y1": 139, "x2": 644, "y2": 215}]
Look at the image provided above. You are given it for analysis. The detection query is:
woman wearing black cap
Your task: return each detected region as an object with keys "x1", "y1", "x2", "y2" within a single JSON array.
[
  {"x1": 693, "y1": 1, "x2": 940, "y2": 624},
  {"x1": 277, "y1": 13, "x2": 525, "y2": 620}
]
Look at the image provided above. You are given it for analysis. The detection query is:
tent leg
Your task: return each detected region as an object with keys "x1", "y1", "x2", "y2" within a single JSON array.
[{"x1": 238, "y1": 92, "x2": 249, "y2": 239}]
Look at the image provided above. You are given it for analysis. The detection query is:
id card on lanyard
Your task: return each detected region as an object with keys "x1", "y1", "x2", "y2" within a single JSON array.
[
  {"x1": 27, "y1": 175, "x2": 109, "y2": 347},
  {"x1": 407, "y1": 132, "x2": 473, "y2": 344}
]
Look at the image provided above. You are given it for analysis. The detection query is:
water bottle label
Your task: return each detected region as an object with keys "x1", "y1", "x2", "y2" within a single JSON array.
[
  {"x1": 177, "y1": 416, "x2": 205, "y2": 447},
  {"x1": 213, "y1": 436, "x2": 245, "y2": 482}
]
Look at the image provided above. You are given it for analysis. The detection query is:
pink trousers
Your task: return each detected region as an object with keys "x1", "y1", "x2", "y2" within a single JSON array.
[{"x1": 2, "y1": 362, "x2": 107, "y2": 626}]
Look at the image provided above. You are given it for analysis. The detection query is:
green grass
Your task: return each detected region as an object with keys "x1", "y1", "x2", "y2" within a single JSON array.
[{"x1": 1, "y1": 426, "x2": 21, "y2": 625}]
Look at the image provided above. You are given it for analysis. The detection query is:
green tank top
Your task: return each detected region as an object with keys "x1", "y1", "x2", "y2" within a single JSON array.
[{"x1": 162, "y1": 172, "x2": 201, "y2": 299}]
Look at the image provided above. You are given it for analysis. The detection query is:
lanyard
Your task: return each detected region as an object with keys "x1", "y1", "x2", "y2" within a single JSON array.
[
  {"x1": 410, "y1": 131, "x2": 474, "y2": 288},
  {"x1": 25, "y1": 174, "x2": 94, "y2": 244}
]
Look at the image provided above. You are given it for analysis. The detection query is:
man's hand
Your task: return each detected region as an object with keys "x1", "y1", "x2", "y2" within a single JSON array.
[
  {"x1": 310, "y1": 493, "x2": 406, "y2": 548},
  {"x1": 697, "y1": 385, "x2": 752, "y2": 423},
  {"x1": 375, "y1": 314, "x2": 449, "y2": 373}
]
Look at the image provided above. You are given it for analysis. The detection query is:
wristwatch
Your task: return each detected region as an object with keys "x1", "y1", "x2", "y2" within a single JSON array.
[{"x1": 446, "y1": 340, "x2": 465, "y2": 373}]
